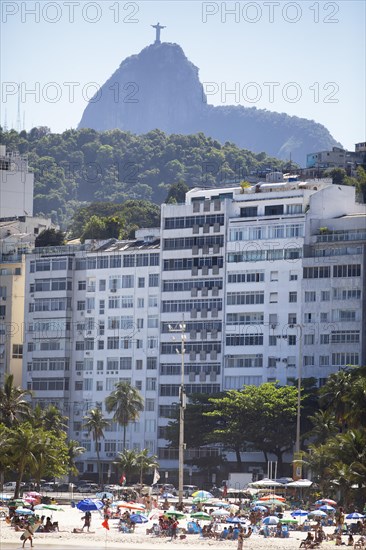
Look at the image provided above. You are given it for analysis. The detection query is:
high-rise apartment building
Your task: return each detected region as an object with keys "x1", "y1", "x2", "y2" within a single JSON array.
[{"x1": 22, "y1": 180, "x2": 366, "y2": 476}]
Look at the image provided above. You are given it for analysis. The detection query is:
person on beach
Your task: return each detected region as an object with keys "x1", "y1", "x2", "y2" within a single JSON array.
[
  {"x1": 21, "y1": 522, "x2": 34, "y2": 548},
  {"x1": 237, "y1": 528, "x2": 244, "y2": 550},
  {"x1": 81, "y1": 510, "x2": 91, "y2": 532}
]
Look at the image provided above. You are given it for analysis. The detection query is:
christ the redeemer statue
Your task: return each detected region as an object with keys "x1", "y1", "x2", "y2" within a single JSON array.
[{"x1": 152, "y1": 22, "x2": 166, "y2": 44}]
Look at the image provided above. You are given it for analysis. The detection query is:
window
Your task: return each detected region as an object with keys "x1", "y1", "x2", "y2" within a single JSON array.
[
  {"x1": 148, "y1": 337, "x2": 158, "y2": 349},
  {"x1": 145, "y1": 398, "x2": 155, "y2": 411},
  {"x1": 321, "y1": 291, "x2": 330, "y2": 301},
  {"x1": 12, "y1": 344, "x2": 23, "y2": 358},
  {"x1": 304, "y1": 334, "x2": 314, "y2": 345},
  {"x1": 136, "y1": 360, "x2": 143, "y2": 370},
  {"x1": 135, "y1": 380, "x2": 142, "y2": 390},
  {"x1": 320, "y1": 334, "x2": 330, "y2": 344},
  {"x1": 120, "y1": 357, "x2": 132, "y2": 370},
  {"x1": 265, "y1": 204, "x2": 284, "y2": 216},
  {"x1": 138, "y1": 277, "x2": 145, "y2": 288},
  {"x1": 288, "y1": 335, "x2": 296, "y2": 346},
  {"x1": 269, "y1": 335, "x2": 277, "y2": 346},
  {"x1": 149, "y1": 274, "x2": 159, "y2": 287},
  {"x1": 146, "y1": 378, "x2": 157, "y2": 391},
  {"x1": 99, "y1": 300, "x2": 105, "y2": 315},
  {"x1": 147, "y1": 357, "x2": 157, "y2": 370},
  {"x1": 287, "y1": 204, "x2": 302, "y2": 214},
  {"x1": 240, "y1": 206, "x2": 257, "y2": 218},
  {"x1": 122, "y1": 275, "x2": 134, "y2": 288},
  {"x1": 107, "y1": 337, "x2": 119, "y2": 350},
  {"x1": 289, "y1": 292, "x2": 297, "y2": 303},
  {"x1": 304, "y1": 313, "x2": 313, "y2": 324},
  {"x1": 304, "y1": 356, "x2": 314, "y2": 366},
  {"x1": 289, "y1": 271, "x2": 298, "y2": 281},
  {"x1": 305, "y1": 291, "x2": 316, "y2": 302},
  {"x1": 148, "y1": 315, "x2": 158, "y2": 328},
  {"x1": 332, "y1": 352, "x2": 359, "y2": 367},
  {"x1": 319, "y1": 355, "x2": 329, "y2": 367},
  {"x1": 333, "y1": 264, "x2": 361, "y2": 277},
  {"x1": 77, "y1": 301, "x2": 85, "y2": 311},
  {"x1": 136, "y1": 339, "x2": 143, "y2": 349},
  {"x1": 137, "y1": 298, "x2": 144, "y2": 308},
  {"x1": 270, "y1": 271, "x2": 278, "y2": 282},
  {"x1": 97, "y1": 361, "x2": 104, "y2": 372},
  {"x1": 227, "y1": 292, "x2": 264, "y2": 305},
  {"x1": 78, "y1": 280, "x2": 86, "y2": 290},
  {"x1": 149, "y1": 295, "x2": 158, "y2": 307},
  {"x1": 288, "y1": 313, "x2": 297, "y2": 324},
  {"x1": 269, "y1": 292, "x2": 278, "y2": 303},
  {"x1": 121, "y1": 296, "x2": 133, "y2": 308},
  {"x1": 320, "y1": 312, "x2": 328, "y2": 322},
  {"x1": 303, "y1": 266, "x2": 331, "y2": 278},
  {"x1": 99, "y1": 279, "x2": 106, "y2": 291},
  {"x1": 137, "y1": 319, "x2": 144, "y2": 329}
]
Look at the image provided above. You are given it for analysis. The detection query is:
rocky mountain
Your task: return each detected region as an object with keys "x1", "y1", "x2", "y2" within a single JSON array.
[{"x1": 78, "y1": 42, "x2": 341, "y2": 165}]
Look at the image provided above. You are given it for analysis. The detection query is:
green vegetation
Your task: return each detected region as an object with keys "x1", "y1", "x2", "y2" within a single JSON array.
[
  {"x1": 0, "y1": 127, "x2": 289, "y2": 227},
  {"x1": 105, "y1": 381, "x2": 144, "y2": 452},
  {"x1": 113, "y1": 448, "x2": 159, "y2": 486},
  {"x1": 83, "y1": 408, "x2": 110, "y2": 486},
  {"x1": 35, "y1": 228, "x2": 66, "y2": 247},
  {"x1": 324, "y1": 166, "x2": 366, "y2": 202}
]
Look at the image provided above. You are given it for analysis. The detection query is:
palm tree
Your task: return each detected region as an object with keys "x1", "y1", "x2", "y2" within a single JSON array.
[
  {"x1": 136, "y1": 448, "x2": 159, "y2": 486},
  {"x1": 32, "y1": 403, "x2": 69, "y2": 434},
  {"x1": 6, "y1": 423, "x2": 39, "y2": 497},
  {"x1": 306, "y1": 409, "x2": 338, "y2": 445},
  {"x1": 105, "y1": 381, "x2": 144, "y2": 450},
  {"x1": 113, "y1": 448, "x2": 139, "y2": 484},
  {"x1": 0, "y1": 374, "x2": 32, "y2": 427},
  {"x1": 67, "y1": 440, "x2": 86, "y2": 478},
  {"x1": 83, "y1": 408, "x2": 109, "y2": 486}
]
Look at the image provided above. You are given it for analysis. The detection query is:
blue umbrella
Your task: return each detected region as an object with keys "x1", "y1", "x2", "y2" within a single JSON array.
[
  {"x1": 15, "y1": 507, "x2": 35, "y2": 515},
  {"x1": 252, "y1": 505, "x2": 268, "y2": 512},
  {"x1": 346, "y1": 512, "x2": 365, "y2": 520},
  {"x1": 192, "y1": 490, "x2": 213, "y2": 499},
  {"x1": 130, "y1": 513, "x2": 148, "y2": 523},
  {"x1": 308, "y1": 510, "x2": 328, "y2": 518},
  {"x1": 226, "y1": 517, "x2": 245, "y2": 524},
  {"x1": 291, "y1": 509, "x2": 309, "y2": 517},
  {"x1": 263, "y1": 516, "x2": 280, "y2": 525},
  {"x1": 76, "y1": 499, "x2": 104, "y2": 511},
  {"x1": 319, "y1": 505, "x2": 335, "y2": 512}
]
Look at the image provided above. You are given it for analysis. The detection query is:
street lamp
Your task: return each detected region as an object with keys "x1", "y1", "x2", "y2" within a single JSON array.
[
  {"x1": 294, "y1": 324, "x2": 303, "y2": 480},
  {"x1": 168, "y1": 319, "x2": 186, "y2": 505}
]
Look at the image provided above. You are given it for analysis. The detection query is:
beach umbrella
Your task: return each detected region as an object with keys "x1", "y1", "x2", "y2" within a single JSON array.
[
  {"x1": 25, "y1": 496, "x2": 38, "y2": 503},
  {"x1": 291, "y1": 509, "x2": 309, "y2": 517},
  {"x1": 96, "y1": 492, "x2": 114, "y2": 500},
  {"x1": 211, "y1": 509, "x2": 230, "y2": 517},
  {"x1": 165, "y1": 511, "x2": 186, "y2": 519},
  {"x1": 251, "y1": 478, "x2": 283, "y2": 488},
  {"x1": 36, "y1": 504, "x2": 64, "y2": 511},
  {"x1": 116, "y1": 502, "x2": 145, "y2": 511},
  {"x1": 308, "y1": 510, "x2": 328, "y2": 518},
  {"x1": 9, "y1": 499, "x2": 27, "y2": 506},
  {"x1": 319, "y1": 504, "x2": 335, "y2": 512},
  {"x1": 210, "y1": 500, "x2": 229, "y2": 508},
  {"x1": 252, "y1": 505, "x2": 268, "y2": 512},
  {"x1": 130, "y1": 513, "x2": 148, "y2": 523},
  {"x1": 26, "y1": 492, "x2": 42, "y2": 498},
  {"x1": 286, "y1": 479, "x2": 312, "y2": 488},
  {"x1": 227, "y1": 516, "x2": 246, "y2": 524},
  {"x1": 15, "y1": 507, "x2": 35, "y2": 515},
  {"x1": 320, "y1": 499, "x2": 337, "y2": 506},
  {"x1": 263, "y1": 516, "x2": 280, "y2": 525},
  {"x1": 259, "y1": 494, "x2": 286, "y2": 502},
  {"x1": 76, "y1": 498, "x2": 104, "y2": 511},
  {"x1": 149, "y1": 510, "x2": 164, "y2": 520},
  {"x1": 260, "y1": 499, "x2": 284, "y2": 507},
  {"x1": 191, "y1": 512, "x2": 212, "y2": 520},
  {"x1": 228, "y1": 504, "x2": 239, "y2": 512},
  {"x1": 192, "y1": 490, "x2": 213, "y2": 499},
  {"x1": 346, "y1": 512, "x2": 365, "y2": 520},
  {"x1": 160, "y1": 492, "x2": 175, "y2": 499}
]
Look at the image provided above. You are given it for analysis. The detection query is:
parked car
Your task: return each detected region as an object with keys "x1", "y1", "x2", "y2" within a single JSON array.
[
  {"x1": 3, "y1": 482, "x2": 17, "y2": 492},
  {"x1": 41, "y1": 483, "x2": 58, "y2": 492},
  {"x1": 76, "y1": 483, "x2": 99, "y2": 493},
  {"x1": 151, "y1": 483, "x2": 177, "y2": 496},
  {"x1": 183, "y1": 485, "x2": 199, "y2": 497}
]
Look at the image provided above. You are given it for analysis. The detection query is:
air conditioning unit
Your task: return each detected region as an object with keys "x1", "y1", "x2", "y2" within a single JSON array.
[
  {"x1": 276, "y1": 358, "x2": 281, "y2": 362},
  {"x1": 289, "y1": 324, "x2": 295, "y2": 328},
  {"x1": 76, "y1": 372, "x2": 82, "y2": 376},
  {"x1": 271, "y1": 324, "x2": 277, "y2": 329},
  {"x1": 85, "y1": 352, "x2": 90, "y2": 355},
  {"x1": 106, "y1": 452, "x2": 114, "y2": 458},
  {"x1": 282, "y1": 358, "x2": 288, "y2": 363},
  {"x1": 87, "y1": 309, "x2": 92, "y2": 313},
  {"x1": 111, "y1": 289, "x2": 117, "y2": 293},
  {"x1": 87, "y1": 330, "x2": 92, "y2": 335}
]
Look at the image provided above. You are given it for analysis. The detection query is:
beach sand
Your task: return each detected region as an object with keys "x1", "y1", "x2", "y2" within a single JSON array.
[{"x1": 0, "y1": 505, "x2": 350, "y2": 550}]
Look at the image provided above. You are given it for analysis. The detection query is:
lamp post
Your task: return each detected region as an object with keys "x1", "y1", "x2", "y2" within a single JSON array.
[
  {"x1": 168, "y1": 319, "x2": 186, "y2": 505},
  {"x1": 294, "y1": 324, "x2": 303, "y2": 480}
]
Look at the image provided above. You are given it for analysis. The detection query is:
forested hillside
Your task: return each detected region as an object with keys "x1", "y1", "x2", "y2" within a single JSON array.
[{"x1": 0, "y1": 127, "x2": 290, "y2": 227}]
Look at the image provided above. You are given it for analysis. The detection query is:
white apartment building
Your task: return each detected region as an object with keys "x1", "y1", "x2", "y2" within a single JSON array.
[
  {"x1": 0, "y1": 145, "x2": 34, "y2": 218},
  {"x1": 22, "y1": 180, "x2": 366, "y2": 477}
]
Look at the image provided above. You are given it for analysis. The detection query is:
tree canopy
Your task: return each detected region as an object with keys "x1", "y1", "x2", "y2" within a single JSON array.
[{"x1": 0, "y1": 127, "x2": 289, "y2": 227}]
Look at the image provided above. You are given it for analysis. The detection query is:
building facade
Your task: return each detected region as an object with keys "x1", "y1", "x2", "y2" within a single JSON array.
[
  {"x1": 22, "y1": 180, "x2": 366, "y2": 477},
  {"x1": 0, "y1": 145, "x2": 34, "y2": 218}
]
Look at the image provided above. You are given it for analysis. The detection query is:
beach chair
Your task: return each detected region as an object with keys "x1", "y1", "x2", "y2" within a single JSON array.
[
  {"x1": 187, "y1": 522, "x2": 201, "y2": 535},
  {"x1": 282, "y1": 525, "x2": 289, "y2": 538}
]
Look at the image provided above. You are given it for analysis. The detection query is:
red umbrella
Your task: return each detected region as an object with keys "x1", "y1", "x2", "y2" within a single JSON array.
[
  {"x1": 318, "y1": 499, "x2": 337, "y2": 506},
  {"x1": 259, "y1": 494, "x2": 286, "y2": 502}
]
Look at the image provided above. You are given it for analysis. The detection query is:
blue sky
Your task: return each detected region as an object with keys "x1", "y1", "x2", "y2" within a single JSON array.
[{"x1": 1, "y1": 1, "x2": 365, "y2": 151}]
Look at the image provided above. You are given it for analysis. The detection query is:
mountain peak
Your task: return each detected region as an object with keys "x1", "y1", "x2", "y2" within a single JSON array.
[{"x1": 78, "y1": 42, "x2": 340, "y2": 163}]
